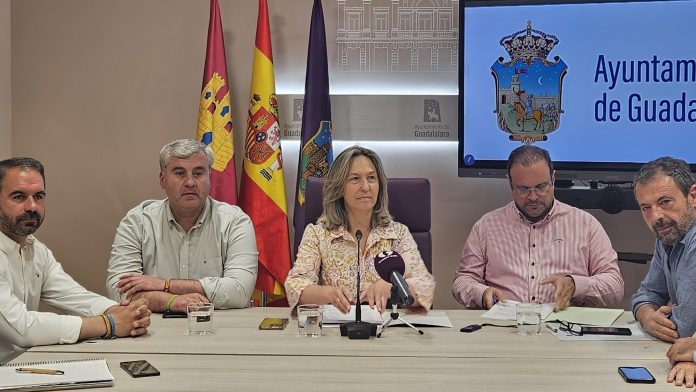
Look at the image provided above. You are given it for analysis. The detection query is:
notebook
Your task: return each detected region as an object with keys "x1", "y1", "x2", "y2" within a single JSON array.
[{"x1": 0, "y1": 358, "x2": 114, "y2": 391}]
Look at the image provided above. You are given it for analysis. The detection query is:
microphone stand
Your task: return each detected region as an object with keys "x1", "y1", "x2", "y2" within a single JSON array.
[
  {"x1": 340, "y1": 230, "x2": 377, "y2": 339},
  {"x1": 377, "y1": 286, "x2": 424, "y2": 337}
]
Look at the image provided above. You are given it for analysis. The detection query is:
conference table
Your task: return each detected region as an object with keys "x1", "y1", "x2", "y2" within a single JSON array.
[{"x1": 15, "y1": 308, "x2": 681, "y2": 391}]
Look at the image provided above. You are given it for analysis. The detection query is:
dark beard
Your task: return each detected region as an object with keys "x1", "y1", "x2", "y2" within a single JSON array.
[
  {"x1": 654, "y1": 210, "x2": 696, "y2": 246},
  {"x1": 0, "y1": 210, "x2": 43, "y2": 238},
  {"x1": 516, "y1": 200, "x2": 554, "y2": 223}
]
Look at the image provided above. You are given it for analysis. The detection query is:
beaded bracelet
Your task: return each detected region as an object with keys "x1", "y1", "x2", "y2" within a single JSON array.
[{"x1": 164, "y1": 294, "x2": 178, "y2": 312}]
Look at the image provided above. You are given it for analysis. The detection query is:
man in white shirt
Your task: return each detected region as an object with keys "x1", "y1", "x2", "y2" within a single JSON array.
[
  {"x1": 106, "y1": 139, "x2": 258, "y2": 312},
  {"x1": 0, "y1": 157, "x2": 151, "y2": 363}
]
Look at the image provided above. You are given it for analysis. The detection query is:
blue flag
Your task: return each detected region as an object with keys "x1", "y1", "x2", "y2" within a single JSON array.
[{"x1": 293, "y1": 0, "x2": 333, "y2": 254}]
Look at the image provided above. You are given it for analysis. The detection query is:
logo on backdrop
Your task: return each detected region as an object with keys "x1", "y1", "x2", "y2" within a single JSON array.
[
  {"x1": 491, "y1": 21, "x2": 567, "y2": 143},
  {"x1": 423, "y1": 99, "x2": 441, "y2": 122},
  {"x1": 293, "y1": 99, "x2": 304, "y2": 122}
]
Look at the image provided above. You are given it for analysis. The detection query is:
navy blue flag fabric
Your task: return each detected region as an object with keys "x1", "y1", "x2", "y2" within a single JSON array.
[{"x1": 293, "y1": 0, "x2": 333, "y2": 255}]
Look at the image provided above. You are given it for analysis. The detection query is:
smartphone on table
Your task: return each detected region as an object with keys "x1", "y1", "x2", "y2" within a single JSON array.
[
  {"x1": 162, "y1": 311, "x2": 187, "y2": 319},
  {"x1": 120, "y1": 360, "x2": 161, "y2": 378},
  {"x1": 581, "y1": 326, "x2": 631, "y2": 336},
  {"x1": 618, "y1": 367, "x2": 655, "y2": 384},
  {"x1": 259, "y1": 317, "x2": 289, "y2": 330}
]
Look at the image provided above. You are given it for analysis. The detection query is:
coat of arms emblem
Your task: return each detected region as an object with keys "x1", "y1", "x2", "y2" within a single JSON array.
[{"x1": 491, "y1": 21, "x2": 567, "y2": 143}]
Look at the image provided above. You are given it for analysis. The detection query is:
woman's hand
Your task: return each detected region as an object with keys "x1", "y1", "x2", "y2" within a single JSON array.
[
  {"x1": 361, "y1": 279, "x2": 392, "y2": 314},
  {"x1": 325, "y1": 285, "x2": 354, "y2": 314}
]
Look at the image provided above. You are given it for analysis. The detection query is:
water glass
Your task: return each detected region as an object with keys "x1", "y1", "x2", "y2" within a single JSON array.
[
  {"x1": 516, "y1": 303, "x2": 542, "y2": 336},
  {"x1": 297, "y1": 304, "x2": 323, "y2": 337},
  {"x1": 187, "y1": 302, "x2": 214, "y2": 335}
]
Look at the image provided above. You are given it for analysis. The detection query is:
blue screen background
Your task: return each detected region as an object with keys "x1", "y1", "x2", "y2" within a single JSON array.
[{"x1": 463, "y1": 0, "x2": 696, "y2": 164}]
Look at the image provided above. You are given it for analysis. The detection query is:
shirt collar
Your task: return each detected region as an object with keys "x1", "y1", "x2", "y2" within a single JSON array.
[
  {"x1": 0, "y1": 230, "x2": 33, "y2": 256},
  {"x1": 165, "y1": 197, "x2": 212, "y2": 230}
]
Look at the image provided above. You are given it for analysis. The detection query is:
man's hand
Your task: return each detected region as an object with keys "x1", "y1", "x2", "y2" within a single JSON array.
[
  {"x1": 361, "y1": 279, "x2": 392, "y2": 314},
  {"x1": 107, "y1": 298, "x2": 151, "y2": 337},
  {"x1": 117, "y1": 274, "x2": 166, "y2": 298},
  {"x1": 668, "y1": 362, "x2": 696, "y2": 388},
  {"x1": 540, "y1": 275, "x2": 575, "y2": 311},
  {"x1": 170, "y1": 293, "x2": 210, "y2": 313},
  {"x1": 635, "y1": 303, "x2": 678, "y2": 343},
  {"x1": 325, "y1": 285, "x2": 354, "y2": 314},
  {"x1": 482, "y1": 287, "x2": 507, "y2": 310},
  {"x1": 668, "y1": 338, "x2": 696, "y2": 364}
]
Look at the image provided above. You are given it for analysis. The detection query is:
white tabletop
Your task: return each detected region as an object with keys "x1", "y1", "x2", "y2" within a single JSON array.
[
  {"x1": 16, "y1": 308, "x2": 679, "y2": 391},
  {"x1": 29, "y1": 308, "x2": 670, "y2": 360}
]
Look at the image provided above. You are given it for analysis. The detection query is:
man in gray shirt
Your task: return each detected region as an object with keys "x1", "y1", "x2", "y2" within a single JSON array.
[
  {"x1": 630, "y1": 156, "x2": 696, "y2": 342},
  {"x1": 106, "y1": 139, "x2": 258, "y2": 312}
]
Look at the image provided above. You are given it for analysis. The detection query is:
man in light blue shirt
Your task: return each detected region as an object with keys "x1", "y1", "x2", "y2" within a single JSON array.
[{"x1": 630, "y1": 156, "x2": 696, "y2": 342}]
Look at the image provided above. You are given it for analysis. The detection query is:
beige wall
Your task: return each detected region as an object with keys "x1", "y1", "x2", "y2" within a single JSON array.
[
  {"x1": 10, "y1": 0, "x2": 654, "y2": 309},
  {"x1": 0, "y1": 0, "x2": 10, "y2": 158}
]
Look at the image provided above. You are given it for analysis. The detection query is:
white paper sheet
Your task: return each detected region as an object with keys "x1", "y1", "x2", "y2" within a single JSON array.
[
  {"x1": 322, "y1": 305, "x2": 452, "y2": 328},
  {"x1": 481, "y1": 300, "x2": 554, "y2": 321}
]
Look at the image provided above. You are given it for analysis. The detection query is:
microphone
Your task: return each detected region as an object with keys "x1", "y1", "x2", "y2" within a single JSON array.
[
  {"x1": 340, "y1": 229, "x2": 377, "y2": 339},
  {"x1": 374, "y1": 251, "x2": 414, "y2": 307}
]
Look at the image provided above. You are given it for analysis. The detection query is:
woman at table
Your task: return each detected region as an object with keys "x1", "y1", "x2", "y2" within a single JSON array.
[{"x1": 285, "y1": 146, "x2": 435, "y2": 314}]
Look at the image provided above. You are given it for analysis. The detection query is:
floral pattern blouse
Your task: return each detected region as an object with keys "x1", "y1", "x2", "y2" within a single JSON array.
[{"x1": 285, "y1": 221, "x2": 435, "y2": 309}]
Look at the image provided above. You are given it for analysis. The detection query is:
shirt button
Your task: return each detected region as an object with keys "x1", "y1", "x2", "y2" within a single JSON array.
[
  {"x1": 531, "y1": 262, "x2": 535, "y2": 266},
  {"x1": 532, "y1": 225, "x2": 536, "y2": 229},
  {"x1": 531, "y1": 276, "x2": 535, "y2": 280},
  {"x1": 532, "y1": 296, "x2": 536, "y2": 301},
  {"x1": 182, "y1": 265, "x2": 186, "y2": 269},
  {"x1": 532, "y1": 244, "x2": 536, "y2": 248}
]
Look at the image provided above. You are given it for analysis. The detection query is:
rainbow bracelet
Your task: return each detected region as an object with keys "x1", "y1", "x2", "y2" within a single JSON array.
[{"x1": 106, "y1": 314, "x2": 117, "y2": 339}]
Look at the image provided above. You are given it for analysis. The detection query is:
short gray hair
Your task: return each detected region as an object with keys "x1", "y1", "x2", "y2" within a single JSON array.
[
  {"x1": 634, "y1": 156, "x2": 695, "y2": 196},
  {"x1": 318, "y1": 146, "x2": 391, "y2": 230},
  {"x1": 159, "y1": 139, "x2": 214, "y2": 171}
]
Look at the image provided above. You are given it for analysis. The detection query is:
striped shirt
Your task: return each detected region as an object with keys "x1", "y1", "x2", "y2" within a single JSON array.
[{"x1": 452, "y1": 200, "x2": 624, "y2": 308}]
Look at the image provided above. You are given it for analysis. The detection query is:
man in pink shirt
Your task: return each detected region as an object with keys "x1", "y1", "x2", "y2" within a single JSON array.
[{"x1": 452, "y1": 146, "x2": 624, "y2": 310}]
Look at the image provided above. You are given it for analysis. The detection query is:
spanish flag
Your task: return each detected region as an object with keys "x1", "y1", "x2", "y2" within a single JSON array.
[
  {"x1": 239, "y1": 0, "x2": 291, "y2": 305},
  {"x1": 196, "y1": 0, "x2": 238, "y2": 205}
]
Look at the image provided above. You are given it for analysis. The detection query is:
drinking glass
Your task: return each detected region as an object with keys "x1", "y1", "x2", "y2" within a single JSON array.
[
  {"x1": 187, "y1": 302, "x2": 214, "y2": 335},
  {"x1": 297, "y1": 304, "x2": 323, "y2": 337}
]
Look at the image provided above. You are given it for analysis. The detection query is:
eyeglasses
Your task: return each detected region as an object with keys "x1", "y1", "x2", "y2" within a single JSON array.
[
  {"x1": 513, "y1": 182, "x2": 551, "y2": 197},
  {"x1": 555, "y1": 320, "x2": 583, "y2": 336}
]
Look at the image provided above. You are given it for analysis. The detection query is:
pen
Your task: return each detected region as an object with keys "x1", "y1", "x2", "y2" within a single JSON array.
[{"x1": 15, "y1": 368, "x2": 65, "y2": 375}]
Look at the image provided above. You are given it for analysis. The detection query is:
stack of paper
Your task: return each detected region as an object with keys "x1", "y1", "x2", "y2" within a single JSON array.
[
  {"x1": 544, "y1": 307, "x2": 624, "y2": 327},
  {"x1": 482, "y1": 301, "x2": 624, "y2": 327},
  {"x1": 0, "y1": 358, "x2": 113, "y2": 391},
  {"x1": 481, "y1": 300, "x2": 554, "y2": 321},
  {"x1": 322, "y1": 305, "x2": 452, "y2": 328}
]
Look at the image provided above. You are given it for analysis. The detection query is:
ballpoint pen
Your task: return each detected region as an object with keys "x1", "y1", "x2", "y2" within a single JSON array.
[{"x1": 15, "y1": 368, "x2": 65, "y2": 375}]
